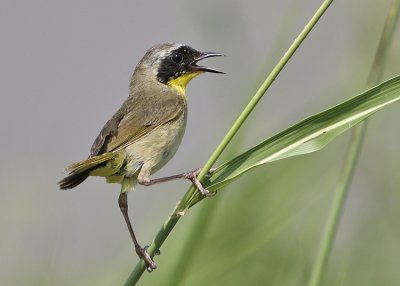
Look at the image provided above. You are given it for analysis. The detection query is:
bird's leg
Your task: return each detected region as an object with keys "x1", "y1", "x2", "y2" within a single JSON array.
[
  {"x1": 118, "y1": 192, "x2": 157, "y2": 272},
  {"x1": 137, "y1": 166, "x2": 215, "y2": 197}
]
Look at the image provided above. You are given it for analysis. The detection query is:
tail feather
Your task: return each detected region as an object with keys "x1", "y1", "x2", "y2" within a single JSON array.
[
  {"x1": 66, "y1": 153, "x2": 116, "y2": 173},
  {"x1": 58, "y1": 171, "x2": 90, "y2": 189},
  {"x1": 58, "y1": 152, "x2": 118, "y2": 190}
]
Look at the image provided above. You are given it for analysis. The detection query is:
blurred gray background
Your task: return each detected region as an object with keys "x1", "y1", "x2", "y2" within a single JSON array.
[{"x1": 1, "y1": 0, "x2": 399, "y2": 285}]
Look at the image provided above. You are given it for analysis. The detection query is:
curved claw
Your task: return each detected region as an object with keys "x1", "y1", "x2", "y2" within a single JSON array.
[
  {"x1": 204, "y1": 189, "x2": 216, "y2": 197},
  {"x1": 206, "y1": 167, "x2": 217, "y2": 178}
]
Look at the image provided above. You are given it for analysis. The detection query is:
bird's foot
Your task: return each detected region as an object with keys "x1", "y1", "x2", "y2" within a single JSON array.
[
  {"x1": 136, "y1": 245, "x2": 159, "y2": 272},
  {"x1": 184, "y1": 168, "x2": 216, "y2": 197}
]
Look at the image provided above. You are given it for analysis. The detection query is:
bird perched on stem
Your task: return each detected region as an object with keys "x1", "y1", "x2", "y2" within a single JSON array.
[{"x1": 58, "y1": 43, "x2": 223, "y2": 271}]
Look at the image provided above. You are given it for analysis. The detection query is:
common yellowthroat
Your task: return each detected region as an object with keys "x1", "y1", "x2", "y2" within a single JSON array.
[{"x1": 58, "y1": 43, "x2": 223, "y2": 271}]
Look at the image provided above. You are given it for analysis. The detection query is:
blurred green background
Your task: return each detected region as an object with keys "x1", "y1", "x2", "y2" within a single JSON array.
[{"x1": 1, "y1": 0, "x2": 399, "y2": 285}]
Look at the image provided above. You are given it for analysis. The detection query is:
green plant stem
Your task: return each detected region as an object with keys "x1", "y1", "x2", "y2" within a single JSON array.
[
  {"x1": 124, "y1": 0, "x2": 334, "y2": 284},
  {"x1": 307, "y1": 1, "x2": 400, "y2": 286}
]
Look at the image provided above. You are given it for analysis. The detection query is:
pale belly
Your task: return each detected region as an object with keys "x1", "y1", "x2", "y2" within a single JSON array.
[{"x1": 123, "y1": 110, "x2": 187, "y2": 177}]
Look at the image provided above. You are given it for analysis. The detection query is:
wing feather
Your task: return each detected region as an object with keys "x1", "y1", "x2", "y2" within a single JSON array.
[{"x1": 89, "y1": 91, "x2": 185, "y2": 157}]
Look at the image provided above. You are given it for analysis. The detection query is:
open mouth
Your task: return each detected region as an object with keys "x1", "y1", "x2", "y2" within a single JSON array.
[{"x1": 190, "y1": 52, "x2": 225, "y2": 73}]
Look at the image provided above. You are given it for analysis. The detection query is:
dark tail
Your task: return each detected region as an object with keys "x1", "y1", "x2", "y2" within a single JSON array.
[
  {"x1": 58, "y1": 171, "x2": 90, "y2": 189},
  {"x1": 58, "y1": 152, "x2": 117, "y2": 190}
]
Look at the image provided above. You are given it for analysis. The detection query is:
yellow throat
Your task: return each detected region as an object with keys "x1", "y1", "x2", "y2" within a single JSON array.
[{"x1": 167, "y1": 72, "x2": 202, "y2": 95}]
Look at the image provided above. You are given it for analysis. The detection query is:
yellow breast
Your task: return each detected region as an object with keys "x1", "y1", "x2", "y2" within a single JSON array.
[{"x1": 167, "y1": 71, "x2": 203, "y2": 95}]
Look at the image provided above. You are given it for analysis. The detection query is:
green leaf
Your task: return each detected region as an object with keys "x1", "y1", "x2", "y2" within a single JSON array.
[{"x1": 203, "y1": 75, "x2": 400, "y2": 195}]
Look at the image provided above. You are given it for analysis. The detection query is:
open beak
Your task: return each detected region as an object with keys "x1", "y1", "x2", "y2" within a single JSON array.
[{"x1": 190, "y1": 52, "x2": 225, "y2": 74}]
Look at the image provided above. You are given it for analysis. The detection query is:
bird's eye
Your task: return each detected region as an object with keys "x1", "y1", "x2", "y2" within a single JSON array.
[{"x1": 171, "y1": 53, "x2": 183, "y2": 64}]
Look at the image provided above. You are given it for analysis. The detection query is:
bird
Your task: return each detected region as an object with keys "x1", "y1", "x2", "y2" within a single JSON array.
[{"x1": 58, "y1": 43, "x2": 223, "y2": 271}]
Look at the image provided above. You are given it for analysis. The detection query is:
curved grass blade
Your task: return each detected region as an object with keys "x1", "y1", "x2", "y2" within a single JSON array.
[{"x1": 199, "y1": 75, "x2": 400, "y2": 202}]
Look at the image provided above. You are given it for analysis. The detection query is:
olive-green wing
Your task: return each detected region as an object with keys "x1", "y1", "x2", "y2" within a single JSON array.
[{"x1": 90, "y1": 93, "x2": 185, "y2": 157}]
